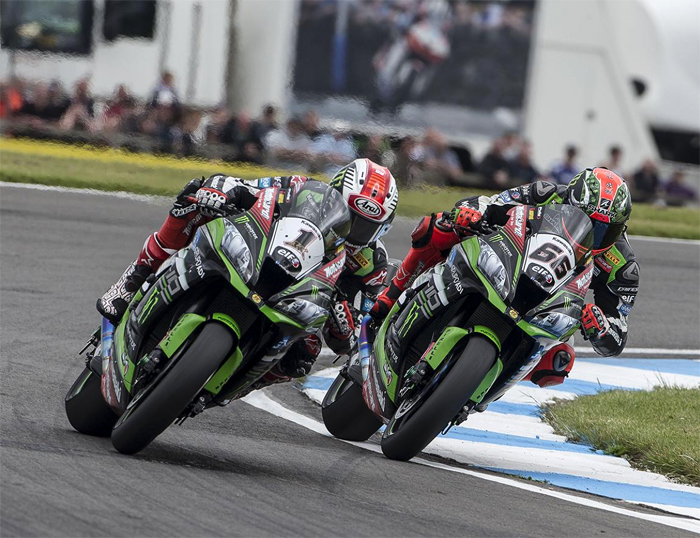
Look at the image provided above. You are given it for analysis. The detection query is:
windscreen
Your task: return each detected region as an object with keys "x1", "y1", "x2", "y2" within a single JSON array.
[
  {"x1": 288, "y1": 180, "x2": 352, "y2": 252},
  {"x1": 531, "y1": 205, "x2": 594, "y2": 265}
]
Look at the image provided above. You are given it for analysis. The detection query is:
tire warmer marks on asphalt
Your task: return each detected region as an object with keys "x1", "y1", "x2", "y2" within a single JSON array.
[{"x1": 295, "y1": 357, "x2": 700, "y2": 521}]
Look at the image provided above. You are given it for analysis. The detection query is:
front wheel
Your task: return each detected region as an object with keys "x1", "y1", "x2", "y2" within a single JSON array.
[
  {"x1": 381, "y1": 335, "x2": 497, "y2": 461},
  {"x1": 111, "y1": 322, "x2": 234, "y2": 455},
  {"x1": 322, "y1": 373, "x2": 382, "y2": 442},
  {"x1": 65, "y1": 367, "x2": 118, "y2": 437}
]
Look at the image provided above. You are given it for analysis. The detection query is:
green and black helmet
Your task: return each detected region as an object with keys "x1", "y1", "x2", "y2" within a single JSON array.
[{"x1": 566, "y1": 167, "x2": 632, "y2": 253}]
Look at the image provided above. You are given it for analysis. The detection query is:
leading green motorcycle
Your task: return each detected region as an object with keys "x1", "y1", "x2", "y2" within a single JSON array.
[{"x1": 322, "y1": 204, "x2": 595, "y2": 461}]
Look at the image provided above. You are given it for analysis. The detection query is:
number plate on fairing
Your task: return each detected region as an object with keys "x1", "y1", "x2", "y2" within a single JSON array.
[{"x1": 524, "y1": 233, "x2": 576, "y2": 291}]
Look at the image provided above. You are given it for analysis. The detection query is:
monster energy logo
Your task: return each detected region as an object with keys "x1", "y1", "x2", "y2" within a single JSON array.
[
  {"x1": 138, "y1": 291, "x2": 159, "y2": 323},
  {"x1": 400, "y1": 302, "x2": 421, "y2": 338},
  {"x1": 564, "y1": 296, "x2": 572, "y2": 310},
  {"x1": 311, "y1": 284, "x2": 319, "y2": 296},
  {"x1": 489, "y1": 234, "x2": 504, "y2": 242}
]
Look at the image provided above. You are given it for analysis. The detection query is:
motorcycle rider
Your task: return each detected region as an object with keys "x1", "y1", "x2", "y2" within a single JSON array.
[
  {"x1": 98, "y1": 158, "x2": 399, "y2": 383},
  {"x1": 370, "y1": 167, "x2": 638, "y2": 388}
]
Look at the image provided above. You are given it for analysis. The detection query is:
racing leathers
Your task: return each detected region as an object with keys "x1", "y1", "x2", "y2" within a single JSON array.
[
  {"x1": 373, "y1": 180, "x2": 639, "y2": 377},
  {"x1": 97, "y1": 174, "x2": 389, "y2": 381}
]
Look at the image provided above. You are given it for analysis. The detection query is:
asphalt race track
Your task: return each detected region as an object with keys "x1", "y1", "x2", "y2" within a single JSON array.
[{"x1": 1, "y1": 185, "x2": 699, "y2": 537}]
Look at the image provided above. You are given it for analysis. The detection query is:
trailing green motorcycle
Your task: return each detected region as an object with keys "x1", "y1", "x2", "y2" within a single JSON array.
[
  {"x1": 322, "y1": 204, "x2": 596, "y2": 461},
  {"x1": 66, "y1": 180, "x2": 351, "y2": 455}
]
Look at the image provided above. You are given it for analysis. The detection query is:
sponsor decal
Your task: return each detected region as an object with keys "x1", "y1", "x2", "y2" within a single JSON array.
[
  {"x1": 362, "y1": 297, "x2": 374, "y2": 313},
  {"x1": 323, "y1": 257, "x2": 345, "y2": 279},
  {"x1": 604, "y1": 250, "x2": 621, "y2": 265},
  {"x1": 382, "y1": 361, "x2": 393, "y2": 386},
  {"x1": 595, "y1": 257, "x2": 613, "y2": 273},
  {"x1": 351, "y1": 196, "x2": 384, "y2": 219},
  {"x1": 110, "y1": 362, "x2": 122, "y2": 404},
  {"x1": 386, "y1": 339, "x2": 401, "y2": 370},
  {"x1": 617, "y1": 286, "x2": 638, "y2": 293},
  {"x1": 499, "y1": 191, "x2": 513, "y2": 204},
  {"x1": 622, "y1": 261, "x2": 639, "y2": 281},
  {"x1": 528, "y1": 209, "x2": 535, "y2": 220},
  {"x1": 620, "y1": 295, "x2": 636, "y2": 304},
  {"x1": 450, "y1": 263, "x2": 464, "y2": 294},
  {"x1": 543, "y1": 212, "x2": 560, "y2": 230},
  {"x1": 171, "y1": 204, "x2": 198, "y2": 218},
  {"x1": 619, "y1": 303, "x2": 633, "y2": 316},
  {"x1": 364, "y1": 269, "x2": 387, "y2": 287},
  {"x1": 259, "y1": 177, "x2": 272, "y2": 188},
  {"x1": 513, "y1": 206, "x2": 525, "y2": 237},
  {"x1": 371, "y1": 364, "x2": 386, "y2": 411},
  {"x1": 509, "y1": 188, "x2": 521, "y2": 200},
  {"x1": 352, "y1": 251, "x2": 370, "y2": 268},
  {"x1": 244, "y1": 222, "x2": 259, "y2": 240},
  {"x1": 604, "y1": 181, "x2": 614, "y2": 195},
  {"x1": 498, "y1": 241, "x2": 513, "y2": 258},
  {"x1": 508, "y1": 308, "x2": 519, "y2": 319},
  {"x1": 260, "y1": 188, "x2": 275, "y2": 219},
  {"x1": 530, "y1": 264, "x2": 554, "y2": 284},
  {"x1": 193, "y1": 246, "x2": 205, "y2": 278},
  {"x1": 575, "y1": 268, "x2": 593, "y2": 290},
  {"x1": 275, "y1": 247, "x2": 301, "y2": 270},
  {"x1": 537, "y1": 206, "x2": 543, "y2": 218},
  {"x1": 251, "y1": 293, "x2": 263, "y2": 304}
]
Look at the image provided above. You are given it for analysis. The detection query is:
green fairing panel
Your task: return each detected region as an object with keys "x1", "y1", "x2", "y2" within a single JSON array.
[
  {"x1": 423, "y1": 326, "x2": 471, "y2": 370},
  {"x1": 470, "y1": 359, "x2": 504, "y2": 403},
  {"x1": 159, "y1": 313, "x2": 207, "y2": 357},
  {"x1": 351, "y1": 247, "x2": 376, "y2": 277},
  {"x1": 605, "y1": 245, "x2": 628, "y2": 283},
  {"x1": 204, "y1": 347, "x2": 243, "y2": 394}
]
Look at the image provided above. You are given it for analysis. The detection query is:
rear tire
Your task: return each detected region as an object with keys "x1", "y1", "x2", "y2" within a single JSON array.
[
  {"x1": 65, "y1": 367, "x2": 118, "y2": 437},
  {"x1": 381, "y1": 335, "x2": 497, "y2": 461},
  {"x1": 322, "y1": 374, "x2": 382, "y2": 441},
  {"x1": 111, "y1": 322, "x2": 234, "y2": 455}
]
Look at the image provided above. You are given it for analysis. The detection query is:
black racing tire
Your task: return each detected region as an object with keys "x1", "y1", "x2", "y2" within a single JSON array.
[
  {"x1": 381, "y1": 335, "x2": 497, "y2": 461},
  {"x1": 322, "y1": 373, "x2": 382, "y2": 442},
  {"x1": 111, "y1": 322, "x2": 234, "y2": 455},
  {"x1": 65, "y1": 367, "x2": 118, "y2": 437}
]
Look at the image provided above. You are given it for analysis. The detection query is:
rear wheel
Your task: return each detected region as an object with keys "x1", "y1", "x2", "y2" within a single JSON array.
[
  {"x1": 381, "y1": 335, "x2": 497, "y2": 461},
  {"x1": 111, "y1": 322, "x2": 234, "y2": 455},
  {"x1": 65, "y1": 367, "x2": 118, "y2": 437},
  {"x1": 322, "y1": 373, "x2": 382, "y2": 441}
]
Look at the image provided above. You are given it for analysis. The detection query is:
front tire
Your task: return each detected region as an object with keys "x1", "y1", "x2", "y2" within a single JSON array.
[
  {"x1": 322, "y1": 374, "x2": 382, "y2": 442},
  {"x1": 381, "y1": 335, "x2": 497, "y2": 461},
  {"x1": 65, "y1": 367, "x2": 118, "y2": 437},
  {"x1": 111, "y1": 322, "x2": 234, "y2": 455}
]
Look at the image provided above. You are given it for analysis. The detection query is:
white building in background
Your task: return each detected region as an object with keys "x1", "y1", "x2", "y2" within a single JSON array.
[{"x1": 0, "y1": 0, "x2": 698, "y2": 171}]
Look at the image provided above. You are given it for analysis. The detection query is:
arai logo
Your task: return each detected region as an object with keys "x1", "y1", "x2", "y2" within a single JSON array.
[{"x1": 351, "y1": 196, "x2": 383, "y2": 219}]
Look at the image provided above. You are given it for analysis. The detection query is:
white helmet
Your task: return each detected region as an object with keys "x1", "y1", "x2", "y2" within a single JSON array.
[{"x1": 330, "y1": 158, "x2": 399, "y2": 248}]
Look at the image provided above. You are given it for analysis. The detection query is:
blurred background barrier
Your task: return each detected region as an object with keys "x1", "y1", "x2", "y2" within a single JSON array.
[{"x1": 1, "y1": 0, "x2": 698, "y2": 211}]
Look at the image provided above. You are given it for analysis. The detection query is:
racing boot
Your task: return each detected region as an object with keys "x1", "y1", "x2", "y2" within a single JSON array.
[{"x1": 96, "y1": 262, "x2": 152, "y2": 324}]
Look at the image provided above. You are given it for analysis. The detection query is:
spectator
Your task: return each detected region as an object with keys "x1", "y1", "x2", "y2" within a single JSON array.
[
  {"x1": 631, "y1": 159, "x2": 661, "y2": 203},
  {"x1": 312, "y1": 120, "x2": 357, "y2": 176},
  {"x1": 265, "y1": 116, "x2": 313, "y2": 171},
  {"x1": 142, "y1": 90, "x2": 179, "y2": 152},
  {"x1": 102, "y1": 85, "x2": 136, "y2": 131},
  {"x1": 302, "y1": 109, "x2": 323, "y2": 140},
  {"x1": 0, "y1": 80, "x2": 24, "y2": 118},
  {"x1": 203, "y1": 105, "x2": 232, "y2": 144},
  {"x1": 501, "y1": 130, "x2": 522, "y2": 161},
  {"x1": 224, "y1": 111, "x2": 264, "y2": 164},
  {"x1": 549, "y1": 145, "x2": 578, "y2": 185},
  {"x1": 602, "y1": 145, "x2": 624, "y2": 176},
  {"x1": 478, "y1": 137, "x2": 511, "y2": 190},
  {"x1": 177, "y1": 108, "x2": 205, "y2": 157},
  {"x1": 59, "y1": 79, "x2": 95, "y2": 131},
  {"x1": 150, "y1": 71, "x2": 179, "y2": 107},
  {"x1": 662, "y1": 169, "x2": 698, "y2": 207},
  {"x1": 508, "y1": 141, "x2": 539, "y2": 183},
  {"x1": 250, "y1": 104, "x2": 279, "y2": 142},
  {"x1": 17, "y1": 82, "x2": 69, "y2": 124},
  {"x1": 359, "y1": 134, "x2": 392, "y2": 167},
  {"x1": 393, "y1": 135, "x2": 423, "y2": 187},
  {"x1": 421, "y1": 127, "x2": 462, "y2": 185}
]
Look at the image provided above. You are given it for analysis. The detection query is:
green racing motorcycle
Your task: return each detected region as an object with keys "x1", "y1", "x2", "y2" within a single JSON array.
[
  {"x1": 322, "y1": 204, "x2": 596, "y2": 461},
  {"x1": 65, "y1": 180, "x2": 351, "y2": 455}
]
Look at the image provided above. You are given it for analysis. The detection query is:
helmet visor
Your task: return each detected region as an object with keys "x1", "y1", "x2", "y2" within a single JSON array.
[
  {"x1": 346, "y1": 213, "x2": 389, "y2": 247},
  {"x1": 591, "y1": 219, "x2": 625, "y2": 251}
]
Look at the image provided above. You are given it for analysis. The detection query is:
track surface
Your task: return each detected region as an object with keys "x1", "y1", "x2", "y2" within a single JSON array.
[{"x1": 1, "y1": 186, "x2": 698, "y2": 537}]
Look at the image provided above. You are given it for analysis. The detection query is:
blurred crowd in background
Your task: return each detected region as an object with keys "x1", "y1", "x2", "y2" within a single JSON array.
[{"x1": 1, "y1": 73, "x2": 697, "y2": 207}]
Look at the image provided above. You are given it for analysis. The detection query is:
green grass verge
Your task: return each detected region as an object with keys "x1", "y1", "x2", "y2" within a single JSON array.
[
  {"x1": 542, "y1": 386, "x2": 700, "y2": 486},
  {"x1": 1, "y1": 139, "x2": 698, "y2": 239}
]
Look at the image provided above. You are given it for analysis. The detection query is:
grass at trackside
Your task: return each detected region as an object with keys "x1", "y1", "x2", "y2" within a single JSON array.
[
  {"x1": 1, "y1": 138, "x2": 699, "y2": 239},
  {"x1": 542, "y1": 386, "x2": 700, "y2": 486}
]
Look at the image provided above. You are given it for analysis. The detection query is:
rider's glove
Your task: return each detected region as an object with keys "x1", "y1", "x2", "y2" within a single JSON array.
[
  {"x1": 580, "y1": 304, "x2": 610, "y2": 341},
  {"x1": 451, "y1": 206, "x2": 483, "y2": 234},
  {"x1": 324, "y1": 301, "x2": 356, "y2": 355},
  {"x1": 278, "y1": 334, "x2": 321, "y2": 378},
  {"x1": 369, "y1": 291, "x2": 395, "y2": 323},
  {"x1": 196, "y1": 186, "x2": 229, "y2": 217}
]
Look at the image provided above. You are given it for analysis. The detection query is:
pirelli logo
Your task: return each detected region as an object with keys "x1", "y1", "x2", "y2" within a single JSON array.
[{"x1": 604, "y1": 250, "x2": 621, "y2": 265}]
